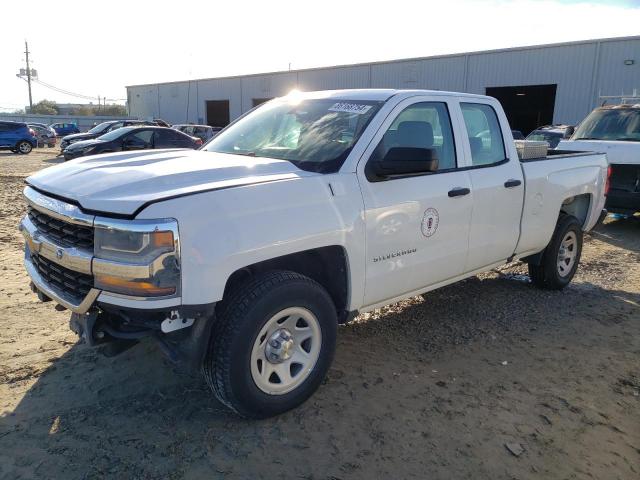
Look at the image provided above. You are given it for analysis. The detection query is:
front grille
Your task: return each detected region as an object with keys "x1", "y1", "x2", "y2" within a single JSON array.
[
  {"x1": 27, "y1": 206, "x2": 94, "y2": 249},
  {"x1": 31, "y1": 254, "x2": 93, "y2": 298}
]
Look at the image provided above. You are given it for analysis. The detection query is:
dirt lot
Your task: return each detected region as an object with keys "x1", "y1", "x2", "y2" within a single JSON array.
[{"x1": 0, "y1": 150, "x2": 638, "y2": 480}]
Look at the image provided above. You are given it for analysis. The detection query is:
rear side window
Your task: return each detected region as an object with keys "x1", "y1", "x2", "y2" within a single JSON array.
[
  {"x1": 127, "y1": 129, "x2": 154, "y2": 144},
  {"x1": 371, "y1": 102, "x2": 457, "y2": 171},
  {"x1": 461, "y1": 103, "x2": 506, "y2": 166}
]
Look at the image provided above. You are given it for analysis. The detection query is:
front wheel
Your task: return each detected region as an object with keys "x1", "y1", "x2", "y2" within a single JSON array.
[
  {"x1": 203, "y1": 271, "x2": 337, "y2": 418},
  {"x1": 17, "y1": 141, "x2": 33, "y2": 154},
  {"x1": 528, "y1": 214, "x2": 583, "y2": 290}
]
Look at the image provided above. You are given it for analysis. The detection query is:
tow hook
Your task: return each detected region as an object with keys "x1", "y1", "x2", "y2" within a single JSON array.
[{"x1": 161, "y1": 310, "x2": 195, "y2": 333}]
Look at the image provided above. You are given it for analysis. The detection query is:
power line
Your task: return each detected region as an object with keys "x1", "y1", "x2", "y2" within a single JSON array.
[
  {"x1": 33, "y1": 78, "x2": 97, "y2": 100},
  {"x1": 31, "y1": 78, "x2": 127, "y2": 103}
]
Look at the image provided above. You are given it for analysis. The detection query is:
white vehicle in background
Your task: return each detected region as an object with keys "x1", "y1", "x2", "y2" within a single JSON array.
[
  {"x1": 20, "y1": 89, "x2": 608, "y2": 418},
  {"x1": 172, "y1": 124, "x2": 222, "y2": 143},
  {"x1": 559, "y1": 101, "x2": 640, "y2": 214},
  {"x1": 526, "y1": 124, "x2": 575, "y2": 149}
]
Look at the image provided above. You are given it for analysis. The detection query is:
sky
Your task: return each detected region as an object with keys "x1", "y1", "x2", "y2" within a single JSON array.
[{"x1": 1, "y1": 0, "x2": 639, "y2": 111}]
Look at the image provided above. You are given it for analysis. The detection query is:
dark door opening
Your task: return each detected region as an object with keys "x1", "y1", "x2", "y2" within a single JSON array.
[
  {"x1": 206, "y1": 100, "x2": 230, "y2": 128},
  {"x1": 252, "y1": 98, "x2": 272, "y2": 108},
  {"x1": 485, "y1": 84, "x2": 557, "y2": 136}
]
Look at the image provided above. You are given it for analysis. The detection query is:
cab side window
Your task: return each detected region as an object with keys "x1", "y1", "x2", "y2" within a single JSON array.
[
  {"x1": 460, "y1": 103, "x2": 506, "y2": 166},
  {"x1": 371, "y1": 102, "x2": 456, "y2": 171}
]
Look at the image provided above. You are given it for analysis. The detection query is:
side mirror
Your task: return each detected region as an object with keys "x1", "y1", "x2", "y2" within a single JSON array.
[
  {"x1": 564, "y1": 126, "x2": 575, "y2": 138},
  {"x1": 367, "y1": 147, "x2": 439, "y2": 181}
]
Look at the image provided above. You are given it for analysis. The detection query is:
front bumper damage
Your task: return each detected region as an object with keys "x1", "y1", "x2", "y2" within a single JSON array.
[{"x1": 19, "y1": 186, "x2": 213, "y2": 369}]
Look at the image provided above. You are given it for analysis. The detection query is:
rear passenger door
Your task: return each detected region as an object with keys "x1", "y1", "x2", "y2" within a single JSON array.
[
  {"x1": 154, "y1": 129, "x2": 189, "y2": 149},
  {"x1": 122, "y1": 129, "x2": 154, "y2": 150},
  {"x1": 457, "y1": 101, "x2": 524, "y2": 271},
  {"x1": 358, "y1": 96, "x2": 474, "y2": 306}
]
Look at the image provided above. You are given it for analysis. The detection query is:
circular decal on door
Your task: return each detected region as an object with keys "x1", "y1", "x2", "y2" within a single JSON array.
[{"x1": 421, "y1": 208, "x2": 439, "y2": 237}]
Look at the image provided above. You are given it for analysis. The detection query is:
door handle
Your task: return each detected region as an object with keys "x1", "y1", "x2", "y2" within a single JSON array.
[
  {"x1": 504, "y1": 179, "x2": 522, "y2": 188},
  {"x1": 448, "y1": 187, "x2": 471, "y2": 198}
]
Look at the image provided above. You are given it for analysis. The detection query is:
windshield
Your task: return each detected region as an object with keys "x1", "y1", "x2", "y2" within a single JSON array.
[
  {"x1": 203, "y1": 98, "x2": 382, "y2": 172},
  {"x1": 573, "y1": 108, "x2": 640, "y2": 141},
  {"x1": 527, "y1": 131, "x2": 563, "y2": 148},
  {"x1": 97, "y1": 126, "x2": 134, "y2": 141},
  {"x1": 88, "y1": 122, "x2": 114, "y2": 135}
]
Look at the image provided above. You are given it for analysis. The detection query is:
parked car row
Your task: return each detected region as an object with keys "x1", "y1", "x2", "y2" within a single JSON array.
[
  {"x1": 59, "y1": 119, "x2": 159, "y2": 151},
  {"x1": 63, "y1": 125, "x2": 203, "y2": 160},
  {"x1": 1, "y1": 117, "x2": 223, "y2": 156}
]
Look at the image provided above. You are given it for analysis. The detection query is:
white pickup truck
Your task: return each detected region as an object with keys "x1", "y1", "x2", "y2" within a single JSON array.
[
  {"x1": 558, "y1": 103, "x2": 640, "y2": 214},
  {"x1": 20, "y1": 89, "x2": 608, "y2": 418}
]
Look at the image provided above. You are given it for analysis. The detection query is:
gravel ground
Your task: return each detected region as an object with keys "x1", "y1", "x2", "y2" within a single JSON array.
[{"x1": 0, "y1": 150, "x2": 638, "y2": 480}]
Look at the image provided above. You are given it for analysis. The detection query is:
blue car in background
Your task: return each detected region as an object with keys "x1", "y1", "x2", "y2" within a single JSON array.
[
  {"x1": 0, "y1": 121, "x2": 37, "y2": 154},
  {"x1": 49, "y1": 122, "x2": 80, "y2": 136}
]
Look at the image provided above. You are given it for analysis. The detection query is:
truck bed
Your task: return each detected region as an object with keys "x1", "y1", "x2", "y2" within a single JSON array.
[
  {"x1": 515, "y1": 149, "x2": 607, "y2": 257},
  {"x1": 519, "y1": 149, "x2": 605, "y2": 163}
]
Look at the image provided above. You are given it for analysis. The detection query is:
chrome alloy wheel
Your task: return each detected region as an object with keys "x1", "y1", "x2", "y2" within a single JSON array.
[
  {"x1": 250, "y1": 307, "x2": 322, "y2": 395},
  {"x1": 557, "y1": 231, "x2": 577, "y2": 277},
  {"x1": 18, "y1": 142, "x2": 32, "y2": 153}
]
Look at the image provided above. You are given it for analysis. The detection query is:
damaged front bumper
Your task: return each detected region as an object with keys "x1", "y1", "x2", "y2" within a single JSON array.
[{"x1": 19, "y1": 186, "x2": 213, "y2": 368}]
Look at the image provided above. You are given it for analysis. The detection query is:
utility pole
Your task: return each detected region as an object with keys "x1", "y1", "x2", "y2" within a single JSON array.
[{"x1": 24, "y1": 41, "x2": 33, "y2": 112}]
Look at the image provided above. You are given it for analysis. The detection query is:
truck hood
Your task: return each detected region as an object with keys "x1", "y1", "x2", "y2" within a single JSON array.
[
  {"x1": 27, "y1": 149, "x2": 317, "y2": 216},
  {"x1": 557, "y1": 139, "x2": 640, "y2": 165}
]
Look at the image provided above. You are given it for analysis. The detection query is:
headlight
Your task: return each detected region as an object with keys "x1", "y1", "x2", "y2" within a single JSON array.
[{"x1": 93, "y1": 218, "x2": 180, "y2": 297}]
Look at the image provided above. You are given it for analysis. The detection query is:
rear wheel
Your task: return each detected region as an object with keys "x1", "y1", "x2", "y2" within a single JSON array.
[
  {"x1": 528, "y1": 214, "x2": 582, "y2": 290},
  {"x1": 203, "y1": 271, "x2": 337, "y2": 418},
  {"x1": 17, "y1": 141, "x2": 32, "y2": 154}
]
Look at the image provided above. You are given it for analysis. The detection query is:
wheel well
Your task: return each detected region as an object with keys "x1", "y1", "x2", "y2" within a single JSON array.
[
  {"x1": 560, "y1": 193, "x2": 591, "y2": 228},
  {"x1": 223, "y1": 246, "x2": 350, "y2": 322}
]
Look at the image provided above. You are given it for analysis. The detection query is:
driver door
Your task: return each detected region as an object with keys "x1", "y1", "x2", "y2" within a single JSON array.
[{"x1": 358, "y1": 96, "x2": 474, "y2": 306}]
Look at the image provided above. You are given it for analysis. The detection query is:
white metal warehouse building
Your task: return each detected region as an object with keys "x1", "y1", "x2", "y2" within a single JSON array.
[{"x1": 127, "y1": 35, "x2": 640, "y2": 135}]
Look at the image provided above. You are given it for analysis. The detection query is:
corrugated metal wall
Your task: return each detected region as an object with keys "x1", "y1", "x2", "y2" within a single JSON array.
[{"x1": 127, "y1": 36, "x2": 640, "y2": 127}]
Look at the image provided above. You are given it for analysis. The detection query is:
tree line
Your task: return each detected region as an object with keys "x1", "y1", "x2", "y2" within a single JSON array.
[{"x1": 20, "y1": 99, "x2": 127, "y2": 116}]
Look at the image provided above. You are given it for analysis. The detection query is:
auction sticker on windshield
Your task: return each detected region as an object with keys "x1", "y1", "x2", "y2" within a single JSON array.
[{"x1": 329, "y1": 103, "x2": 373, "y2": 114}]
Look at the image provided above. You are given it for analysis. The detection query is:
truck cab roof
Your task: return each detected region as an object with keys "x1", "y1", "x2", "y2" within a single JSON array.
[{"x1": 285, "y1": 88, "x2": 493, "y2": 102}]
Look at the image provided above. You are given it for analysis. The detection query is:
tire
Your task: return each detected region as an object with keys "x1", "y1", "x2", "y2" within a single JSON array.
[
  {"x1": 203, "y1": 270, "x2": 337, "y2": 418},
  {"x1": 528, "y1": 214, "x2": 583, "y2": 290},
  {"x1": 17, "y1": 141, "x2": 32, "y2": 154}
]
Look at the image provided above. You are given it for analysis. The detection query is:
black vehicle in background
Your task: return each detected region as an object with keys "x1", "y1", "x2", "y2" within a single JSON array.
[
  {"x1": 63, "y1": 126, "x2": 202, "y2": 161},
  {"x1": 526, "y1": 124, "x2": 575, "y2": 148},
  {"x1": 60, "y1": 120, "x2": 157, "y2": 151}
]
